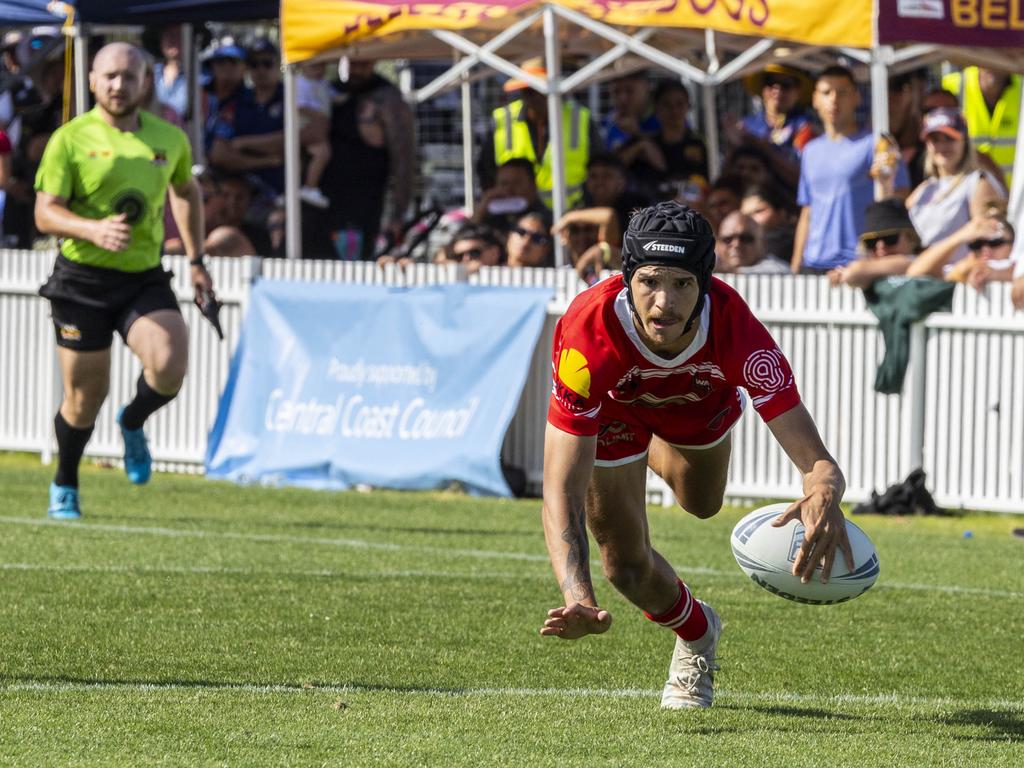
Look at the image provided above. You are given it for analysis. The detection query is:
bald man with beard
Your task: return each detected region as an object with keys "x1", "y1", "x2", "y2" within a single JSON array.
[
  {"x1": 34, "y1": 42, "x2": 213, "y2": 519},
  {"x1": 715, "y1": 212, "x2": 791, "y2": 274}
]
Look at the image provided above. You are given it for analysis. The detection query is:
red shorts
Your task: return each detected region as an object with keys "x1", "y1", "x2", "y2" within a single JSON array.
[{"x1": 594, "y1": 390, "x2": 746, "y2": 466}]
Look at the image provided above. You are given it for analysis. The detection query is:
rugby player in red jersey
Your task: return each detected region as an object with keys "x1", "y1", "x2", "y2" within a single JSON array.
[{"x1": 540, "y1": 201, "x2": 853, "y2": 709}]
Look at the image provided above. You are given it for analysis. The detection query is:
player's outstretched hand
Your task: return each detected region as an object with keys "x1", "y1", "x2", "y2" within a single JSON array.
[
  {"x1": 92, "y1": 213, "x2": 131, "y2": 252},
  {"x1": 770, "y1": 491, "x2": 854, "y2": 584},
  {"x1": 540, "y1": 603, "x2": 611, "y2": 640}
]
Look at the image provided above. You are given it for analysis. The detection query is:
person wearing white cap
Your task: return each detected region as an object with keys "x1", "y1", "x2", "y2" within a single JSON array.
[{"x1": 905, "y1": 107, "x2": 1006, "y2": 270}]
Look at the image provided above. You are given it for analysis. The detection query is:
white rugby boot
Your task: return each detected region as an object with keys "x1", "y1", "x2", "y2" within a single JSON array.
[{"x1": 660, "y1": 600, "x2": 722, "y2": 709}]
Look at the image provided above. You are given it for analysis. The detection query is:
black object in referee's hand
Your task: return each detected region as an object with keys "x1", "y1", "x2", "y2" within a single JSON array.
[{"x1": 198, "y1": 288, "x2": 224, "y2": 341}]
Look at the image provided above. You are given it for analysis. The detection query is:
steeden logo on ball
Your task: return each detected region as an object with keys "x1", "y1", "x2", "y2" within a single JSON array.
[{"x1": 730, "y1": 503, "x2": 880, "y2": 605}]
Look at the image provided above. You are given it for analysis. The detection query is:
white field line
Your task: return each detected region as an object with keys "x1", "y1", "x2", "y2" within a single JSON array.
[
  {"x1": 879, "y1": 581, "x2": 1024, "y2": 599},
  {"x1": 2, "y1": 680, "x2": 1022, "y2": 712},
  {"x1": 0, "y1": 562, "x2": 539, "y2": 581},
  {"x1": 0, "y1": 516, "x2": 549, "y2": 561},
  {"x1": 1, "y1": 516, "x2": 1020, "y2": 599}
]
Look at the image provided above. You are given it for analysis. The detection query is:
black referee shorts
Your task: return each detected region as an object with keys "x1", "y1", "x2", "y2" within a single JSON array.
[{"x1": 39, "y1": 254, "x2": 181, "y2": 352}]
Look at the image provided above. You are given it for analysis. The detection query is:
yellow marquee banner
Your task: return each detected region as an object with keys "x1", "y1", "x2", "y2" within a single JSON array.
[
  {"x1": 282, "y1": 0, "x2": 874, "y2": 64},
  {"x1": 568, "y1": 0, "x2": 872, "y2": 47}
]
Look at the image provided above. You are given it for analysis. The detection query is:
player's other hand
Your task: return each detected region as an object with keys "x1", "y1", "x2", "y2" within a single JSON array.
[
  {"x1": 540, "y1": 603, "x2": 611, "y2": 640},
  {"x1": 92, "y1": 213, "x2": 131, "y2": 252},
  {"x1": 771, "y1": 490, "x2": 854, "y2": 584}
]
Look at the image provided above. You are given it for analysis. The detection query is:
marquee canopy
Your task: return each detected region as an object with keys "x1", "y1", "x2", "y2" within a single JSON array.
[
  {"x1": 276, "y1": 0, "x2": 1024, "y2": 258},
  {"x1": 281, "y1": 0, "x2": 875, "y2": 65}
]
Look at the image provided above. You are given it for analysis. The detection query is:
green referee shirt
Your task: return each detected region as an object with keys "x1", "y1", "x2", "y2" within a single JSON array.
[{"x1": 35, "y1": 107, "x2": 192, "y2": 272}]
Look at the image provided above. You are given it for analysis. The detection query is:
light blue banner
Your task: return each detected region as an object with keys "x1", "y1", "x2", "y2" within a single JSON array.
[{"x1": 205, "y1": 281, "x2": 551, "y2": 496}]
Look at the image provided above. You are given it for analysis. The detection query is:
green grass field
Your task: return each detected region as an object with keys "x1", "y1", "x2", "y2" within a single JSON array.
[{"x1": 1, "y1": 452, "x2": 1022, "y2": 767}]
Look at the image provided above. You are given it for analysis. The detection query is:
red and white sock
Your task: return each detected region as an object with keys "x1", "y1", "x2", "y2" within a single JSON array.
[{"x1": 644, "y1": 578, "x2": 708, "y2": 641}]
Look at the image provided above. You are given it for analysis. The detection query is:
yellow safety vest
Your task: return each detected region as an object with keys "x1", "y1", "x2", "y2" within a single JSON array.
[
  {"x1": 943, "y1": 68, "x2": 1019, "y2": 186},
  {"x1": 493, "y1": 100, "x2": 590, "y2": 209}
]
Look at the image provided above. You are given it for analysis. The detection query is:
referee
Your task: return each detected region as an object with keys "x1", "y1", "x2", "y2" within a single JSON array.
[{"x1": 35, "y1": 42, "x2": 213, "y2": 519}]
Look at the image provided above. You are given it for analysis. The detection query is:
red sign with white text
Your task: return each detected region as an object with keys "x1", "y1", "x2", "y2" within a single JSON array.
[{"x1": 878, "y1": 0, "x2": 1024, "y2": 47}]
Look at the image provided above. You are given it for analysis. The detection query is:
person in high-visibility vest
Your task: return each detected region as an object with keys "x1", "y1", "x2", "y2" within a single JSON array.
[
  {"x1": 478, "y1": 58, "x2": 600, "y2": 211},
  {"x1": 943, "y1": 67, "x2": 1020, "y2": 186}
]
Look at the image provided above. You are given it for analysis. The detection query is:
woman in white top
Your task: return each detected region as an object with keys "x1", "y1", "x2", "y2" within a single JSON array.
[{"x1": 903, "y1": 108, "x2": 1004, "y2": 277}]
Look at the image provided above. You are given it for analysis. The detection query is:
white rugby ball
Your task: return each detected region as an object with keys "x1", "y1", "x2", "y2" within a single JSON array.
[{"x1": 730, "y1": 503, "x2": 880, "y2": 605}]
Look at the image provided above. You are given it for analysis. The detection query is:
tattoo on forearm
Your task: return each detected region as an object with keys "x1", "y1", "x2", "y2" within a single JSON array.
[{"x1": 558, "y1": 504, "x2": 592, "y2": 601}]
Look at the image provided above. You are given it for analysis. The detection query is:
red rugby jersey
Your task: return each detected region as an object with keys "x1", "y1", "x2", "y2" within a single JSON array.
[{"x1": 548, "y1": 275, "x2": 801, "y2": 437}]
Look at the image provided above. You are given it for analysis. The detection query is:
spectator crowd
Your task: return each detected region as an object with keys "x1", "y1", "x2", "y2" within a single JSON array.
[{"x1": 0, "y1": 25, "x2": 1020, "y2": 308}]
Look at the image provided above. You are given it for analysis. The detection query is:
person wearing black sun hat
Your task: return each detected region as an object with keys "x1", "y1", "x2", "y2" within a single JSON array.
[
  {"x1": 827, "y1": 198, "x2": 922, "y2": 288},
  {"x1": 34, "y1": 42, "x2": 214, "y2": 520}
]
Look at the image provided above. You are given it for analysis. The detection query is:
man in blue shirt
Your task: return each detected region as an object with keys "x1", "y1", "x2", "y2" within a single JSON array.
[
  {"x1": 602, "y1": 71, "x2": 660, "y2": 152},
  {"x1": 207, "y1": 38, "x2": 284, "y2": 200},
  {"x1": 793, "y1": 65, "x2": 910, "y2": 273},
  {"x1": 202, "y1": 38, "x2": 249, "y2": 153}
]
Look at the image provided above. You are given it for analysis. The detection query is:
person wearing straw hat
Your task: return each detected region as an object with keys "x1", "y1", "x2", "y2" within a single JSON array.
[
  {"x1": 734, "y1": 64, "x2": 817, "y2": 190},
  {"x1": 478, "y1": 57, "x2": 600, "y2": 211}
]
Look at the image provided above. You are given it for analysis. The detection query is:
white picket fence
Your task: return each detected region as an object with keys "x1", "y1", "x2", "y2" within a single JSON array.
[{"x1": 2, "y1": 249, "x2": 1022, "y2": 513}]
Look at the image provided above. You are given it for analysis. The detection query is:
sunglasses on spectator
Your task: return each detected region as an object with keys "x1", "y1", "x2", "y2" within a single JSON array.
[
  {"x1": 968, "y1": 238, "x2": 1010, "y2": 251},
  {"x1": 454, "y1": 247, "x2": 485, "y2": 260},
  {"x1": 863, "y1": 233, "x2": 901, "y2": 249},
  {"x1": 720, "y1": 233, "x2": 755, "y2": 245},
  {"x1": 249, "y1": 59, "x2": 277, "y2": 69},
  {"x1": 511, "y1": 227, "x2": 551, "y2": 246},
  {"x1": 764, "y1": 76, "x2": 797, "y2": 90}
]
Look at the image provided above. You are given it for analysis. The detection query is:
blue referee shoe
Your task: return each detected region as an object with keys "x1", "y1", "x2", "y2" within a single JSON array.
[
  {"x1": 117, "y1": 406, "x2": 152, "y2": 485},
  {"x1": 48, "y1": 482, "x2": 81, "y2": 520}
]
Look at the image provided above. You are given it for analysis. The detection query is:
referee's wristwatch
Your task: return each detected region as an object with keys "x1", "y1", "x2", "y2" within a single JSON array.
[{"x1": 189, "y1": 256, "x2": 207, "y2": 268}]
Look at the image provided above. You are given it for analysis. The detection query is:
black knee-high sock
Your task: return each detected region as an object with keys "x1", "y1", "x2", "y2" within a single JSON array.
[
  {"x1": 120, "y1": 373, "x2": 177, "y2": 430},
  {"x1": 54, "y1": 412, "x2": 94, "y2": 488}
]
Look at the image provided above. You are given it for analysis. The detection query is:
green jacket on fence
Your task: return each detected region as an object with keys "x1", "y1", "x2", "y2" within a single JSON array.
[{"x1": 864, "y1": 276, "x2": 955, "y2": 395}]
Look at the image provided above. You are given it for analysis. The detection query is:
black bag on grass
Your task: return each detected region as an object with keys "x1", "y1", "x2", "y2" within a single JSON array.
[{"x1": 852, "y1": 468, "x2": 946, "y2": 516}]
